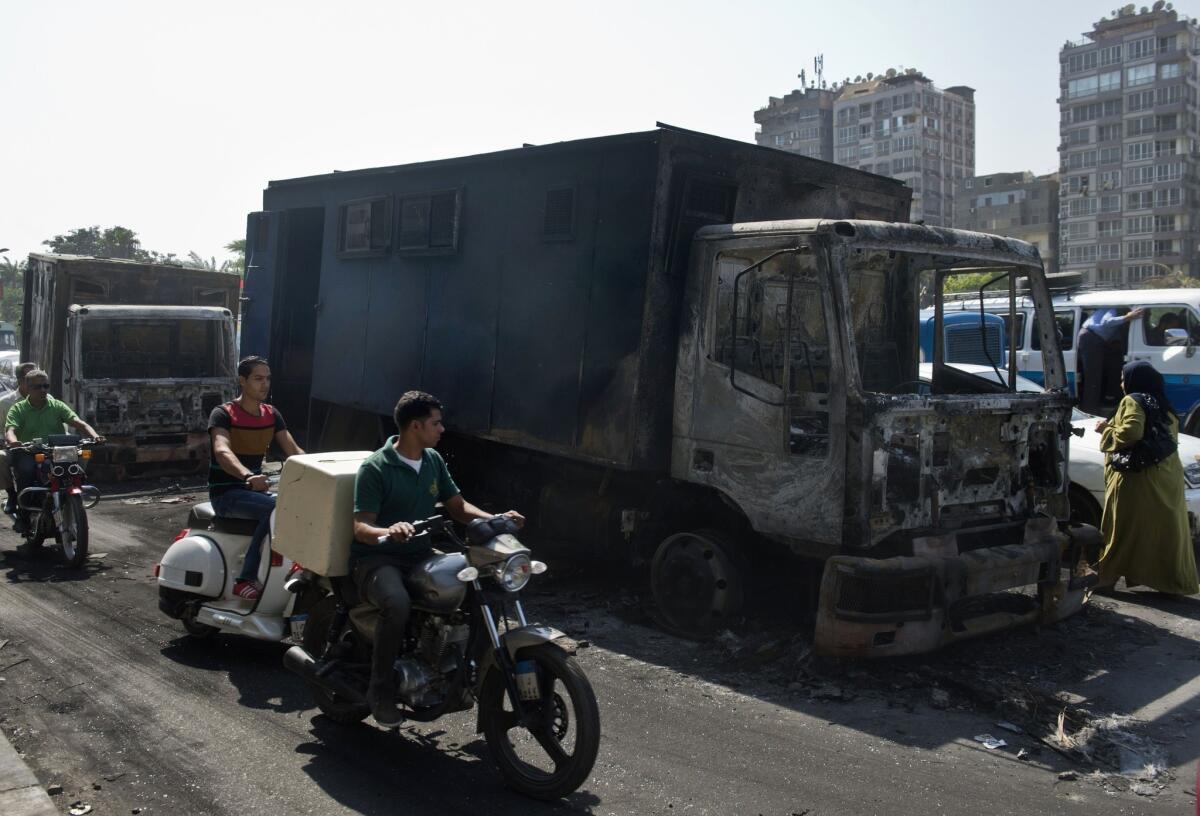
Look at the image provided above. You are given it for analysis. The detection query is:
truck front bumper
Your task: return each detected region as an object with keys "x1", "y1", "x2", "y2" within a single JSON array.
[
  {"x1": 93, "y1": 432, "x2": 209, "y2": 474},
  {"x1": 814, "y1": 516, "x2": 1092, "y2": 657}
]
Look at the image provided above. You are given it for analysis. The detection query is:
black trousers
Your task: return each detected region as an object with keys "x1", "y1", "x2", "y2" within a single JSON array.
[
  {"x1": 1077, "y1": 328, "x2": 1108, "y2": 415},
  {"x1": 353, "y1": 559, "x2": 413, "y2": 701}
]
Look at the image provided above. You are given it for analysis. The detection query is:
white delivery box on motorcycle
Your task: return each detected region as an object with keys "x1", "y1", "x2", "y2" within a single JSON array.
[{"x1": 271, "y1": 451, "x2": 371, "y2": 577}]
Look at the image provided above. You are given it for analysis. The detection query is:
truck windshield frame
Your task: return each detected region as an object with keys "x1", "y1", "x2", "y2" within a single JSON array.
[
  {"x1": 77, "y1": 316, "x2": 236, "y2": 382},
  {"x1": 835, "y1": 246, "x2": 1062, "y2": 398}
]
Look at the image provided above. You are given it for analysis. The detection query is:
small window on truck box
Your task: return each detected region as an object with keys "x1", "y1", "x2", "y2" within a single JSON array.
[
  {"x1": 397, "y1": 189, "x2": 461, "y2": 253},
  {"x1": 337, "y1": 196, "x2": 393, "y2": 257},
  {"x1": 543, "y1": 187, "x2": 575, "y2": 241}
]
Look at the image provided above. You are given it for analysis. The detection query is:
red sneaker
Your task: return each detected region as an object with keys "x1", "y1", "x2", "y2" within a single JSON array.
[{"x1": 232, "y1": 580, "x2": 262, "y2": 600}]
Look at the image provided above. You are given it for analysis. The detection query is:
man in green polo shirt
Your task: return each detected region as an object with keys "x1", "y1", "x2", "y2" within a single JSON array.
[
  {"x1": 5, "y1": 369, "x2": 102, "y2": 532},
  {"x1": 351, "y1": 390, "x2": 523, "y2": 727}
]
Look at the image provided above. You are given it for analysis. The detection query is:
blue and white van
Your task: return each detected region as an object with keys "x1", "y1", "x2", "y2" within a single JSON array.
[
  {"x1": 917, "y1": 310, "x2": 1007, "y2": 366},
  {"x1": 942, "y1": 288, "x2": 1200, "y2": 430}
]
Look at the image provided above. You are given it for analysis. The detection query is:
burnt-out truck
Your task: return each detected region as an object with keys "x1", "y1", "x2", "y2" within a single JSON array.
[
  {"x1": 240, "y1": 125, "x2": 1092, "y2": 656},
  {"x1": 22, "y1": 254, "x2": 240, "y2": 477}
]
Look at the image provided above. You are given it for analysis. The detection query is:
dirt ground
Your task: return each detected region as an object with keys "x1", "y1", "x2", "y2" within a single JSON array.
[{"x1": 0, "y1": 473, "x2": 1196, "y2": 814}]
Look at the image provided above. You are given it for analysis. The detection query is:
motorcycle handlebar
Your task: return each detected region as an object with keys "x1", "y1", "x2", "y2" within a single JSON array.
[
  {"x1": 374, "y1": 515, "x2": 452, "y2": 547},
  {"x1": 8, "y1": 437, "x2": 104, "y2": 452}
]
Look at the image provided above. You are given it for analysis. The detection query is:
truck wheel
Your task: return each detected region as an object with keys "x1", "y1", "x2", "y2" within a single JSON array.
[
  {"x1": 650, "y1": 529, "x2": 745, "y2": 640},
  {"x1": 302, "y1": 597, "x2": 370, "y2": 725},
  {"x1": 1068, "y1": 484, "x2": 1103, "y2": 564},
  {"x1": 1185, "y1": 405, "x2": 1200, "y2": 438}
]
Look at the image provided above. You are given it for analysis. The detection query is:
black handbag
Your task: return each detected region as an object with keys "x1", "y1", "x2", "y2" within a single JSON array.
[{"x1": 1109, "y1": 393, "x2": 1177, "y2": 473}]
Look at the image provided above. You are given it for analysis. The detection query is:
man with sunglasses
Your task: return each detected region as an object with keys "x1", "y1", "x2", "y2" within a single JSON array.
[{"x1": 4, "y1": 369, "x2": 102, "y2": 533}]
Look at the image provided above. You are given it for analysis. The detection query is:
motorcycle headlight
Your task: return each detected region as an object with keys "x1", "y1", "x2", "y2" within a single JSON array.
[
  {"x1": 52, "y1": 446, "x2": 79, "y2": 463},
  {"x1": 496, "y1": 553, "x2": 532, "y2": 592},
  {"x1": 1185, "y1": 461, "x2": 1200, "y2": 489}
]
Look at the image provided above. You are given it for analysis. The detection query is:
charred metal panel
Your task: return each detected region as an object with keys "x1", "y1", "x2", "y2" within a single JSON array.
[
  {"x1": 574, "y1": 146, "x2": 659, "y2": 462},
  {"x1": 80, "y1": 380, "x2": 233, "y2": 437},
  {"x1": 813, "y1": 516, "x2": 1087, "y2": 656}
]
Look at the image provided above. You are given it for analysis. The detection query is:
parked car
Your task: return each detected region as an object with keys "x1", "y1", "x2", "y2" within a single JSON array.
[
  {"x1": 918, "y1": 363, "x2": 1200, "y2": 538},
  {"x1": 941, "y1": 288, "x2": 1200, "y2": 429}
]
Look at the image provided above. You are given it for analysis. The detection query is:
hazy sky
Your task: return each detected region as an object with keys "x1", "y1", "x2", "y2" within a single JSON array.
[{"x1": 1, "y1": 1, "x2": 1117, "y2": 263}]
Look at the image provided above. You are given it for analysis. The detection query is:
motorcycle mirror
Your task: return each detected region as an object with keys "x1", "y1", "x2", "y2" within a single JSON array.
[{"x1": 456, "y1": 566, "x2": 479, "y2": 583}]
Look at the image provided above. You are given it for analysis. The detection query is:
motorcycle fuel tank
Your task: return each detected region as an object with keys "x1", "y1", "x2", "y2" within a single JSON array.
[{"x1": 404, "y1": 552, "x2": 469, "y2": 613}]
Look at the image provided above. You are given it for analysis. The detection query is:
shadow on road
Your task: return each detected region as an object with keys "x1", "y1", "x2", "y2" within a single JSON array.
[
  {"x1": 0, "y1": 546, "x2": 112, "y2": 583},
  {"x1": 524, "y1": 559, "x2": 1200, "y2": 772},
  {"x1": 295, "y1": 714, "x2": 601, "y2": 815},
  {"x1": 160, "y1": 634, "x2": 311, "y2": 714}
]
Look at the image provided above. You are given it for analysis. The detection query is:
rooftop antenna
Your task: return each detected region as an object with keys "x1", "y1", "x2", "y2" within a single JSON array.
[
  {"x1": 814, "y1": 54, "x2": 825, "y2": 89},
  {"x1": 798, "y1": 68, "x2": 806, "y2": 89}
]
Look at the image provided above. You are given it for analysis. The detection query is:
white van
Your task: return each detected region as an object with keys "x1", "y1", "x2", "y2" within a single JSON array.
[{"x1": 943, "y1": 288, "x2": 1200, "y2": 431}]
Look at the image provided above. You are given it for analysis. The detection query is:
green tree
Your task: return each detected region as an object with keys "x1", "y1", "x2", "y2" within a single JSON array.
[
  {"x1": 184, "y1": 251, "x2": 235, "y2": 274},
  {"x1": 225, "y1": 238, "x2": 246, "y2": 276},
  {"x1": 42, "y1": 225, "x2": 143, "y2": 259},
  {"x1": 0, "y1": 258, "x2": 26, "y2": 326}
]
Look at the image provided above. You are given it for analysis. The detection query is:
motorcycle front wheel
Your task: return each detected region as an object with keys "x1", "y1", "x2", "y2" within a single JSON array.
[
  {"x1": 58, "y1": 494, "x2": 89, "y2": 568},
  {"x1": 479, "y1": 643, "x2": 600, "y2": 800}
]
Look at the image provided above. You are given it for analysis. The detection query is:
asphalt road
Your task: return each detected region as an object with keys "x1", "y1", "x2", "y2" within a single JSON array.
[{"x1": 0, "y1": 487, "x2": 1196, "y2": 815}]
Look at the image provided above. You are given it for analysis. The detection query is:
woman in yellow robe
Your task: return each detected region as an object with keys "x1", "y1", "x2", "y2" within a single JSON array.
[{"x1": 1096, "y1": 361, "x2": 1199, "y2": 596}]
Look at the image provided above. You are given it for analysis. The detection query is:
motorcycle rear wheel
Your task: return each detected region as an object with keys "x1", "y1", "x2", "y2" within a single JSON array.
[
  {"x1": 302, "y1": 597, "x2": 369, "y2": 725},
  {"x1": 479, "y1": 643, "x2": 600, "y2": 800},
  {"x1": 58, "y1": 494, "x2": 89, "y2": 569}
]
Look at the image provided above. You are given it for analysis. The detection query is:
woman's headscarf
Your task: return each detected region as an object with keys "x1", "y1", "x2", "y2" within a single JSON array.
[{"x1": 1122, "y1": 360, "x2": 1173, "y2": 414}]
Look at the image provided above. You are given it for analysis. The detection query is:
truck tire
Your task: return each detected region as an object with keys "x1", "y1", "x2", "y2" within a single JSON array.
[
  {"x1": 649, "y1": 529, "x2": 745, "y2": 640},
  {"x1": 1184, "y1": 404, "x2": 1200, "y2": 438}
]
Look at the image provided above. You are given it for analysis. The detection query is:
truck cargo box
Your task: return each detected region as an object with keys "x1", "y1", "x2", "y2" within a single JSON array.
[
  {"x1": 272, "y1": 451, "x2": 372, "y2": 576},
  {"x1": 243, "y1": 125, "x2": 910, "y2": 468}
]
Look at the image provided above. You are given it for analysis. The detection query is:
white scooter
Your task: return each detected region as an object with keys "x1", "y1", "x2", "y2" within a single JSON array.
[{"x1": 155, "y1": 480, "x2": 310, "y2": 641}]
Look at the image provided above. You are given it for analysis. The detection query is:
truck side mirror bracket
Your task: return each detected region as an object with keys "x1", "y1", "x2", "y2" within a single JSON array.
[{"x1": 729, "y1": 246, "x2": 805, "y2": 407}]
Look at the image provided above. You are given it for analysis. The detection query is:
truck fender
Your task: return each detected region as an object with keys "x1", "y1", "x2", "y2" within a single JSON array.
[{"x1": 157, "y1": 534, "x2": 226, "y2": 599}]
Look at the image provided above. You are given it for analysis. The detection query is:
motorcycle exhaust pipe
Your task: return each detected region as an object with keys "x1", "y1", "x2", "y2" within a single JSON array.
[{"x1": 283, "y1": 646, "x2": 366, "y2": 705}]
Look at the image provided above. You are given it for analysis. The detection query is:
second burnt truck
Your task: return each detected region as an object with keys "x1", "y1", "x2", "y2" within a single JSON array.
[
  {"x1": 22, "y1": 254, "x2": 240, "y2": 478},
  {"x1": 239, "y1": 125, "x2": 1093, "y2": 656}
]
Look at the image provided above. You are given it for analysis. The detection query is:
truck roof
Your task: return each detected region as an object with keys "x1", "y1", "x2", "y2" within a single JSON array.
[
  {"x1": 68, "y1": 304, "x2": 234, "y2": 320},
  {"x1": 264, "y1": 123, "x2": 909, "y2": 193},
  {"x1": 695, "y1": 219, "x2": 1042, "y2": 267},
  {"x1": 28, "y1": 253, "x2": 240, "y2": 280}
]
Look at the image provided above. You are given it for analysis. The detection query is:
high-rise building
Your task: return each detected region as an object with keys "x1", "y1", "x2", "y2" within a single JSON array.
[
  {"x1": 955, "y1": 172, "x2": 1061, "y2": 275},
  {"x1": 1059, "y1": 3, "x2": 1200, "y2": 285},
  {"x1": 753, "y1": 87, "x2": 836, "y2": 161},
  {"x1": 830, "y1": 70, "x2": 976, "y2": 227}
]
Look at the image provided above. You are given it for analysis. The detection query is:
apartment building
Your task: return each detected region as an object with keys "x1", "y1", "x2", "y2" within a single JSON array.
[
  {"x1": 955, "y1": 172, "x2": 1061, "y2": 275},
  {"x1": 753, "y1": 87, "x2": 836, "y2": 161},
  {"x1": 1059, "y1": 3, "x2": 1200, "y2": 285},
  {"x1": 830, "y1": 69, "x2": 976, "y2": 227}
]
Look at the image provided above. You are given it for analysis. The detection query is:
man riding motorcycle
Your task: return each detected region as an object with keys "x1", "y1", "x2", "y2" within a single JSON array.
[
  {"x1": 351, "y1": 390, "x2": 523, "y2": 727},
  {"x1": 4, "y1": 369, "x2": 102, "y2": 533}
]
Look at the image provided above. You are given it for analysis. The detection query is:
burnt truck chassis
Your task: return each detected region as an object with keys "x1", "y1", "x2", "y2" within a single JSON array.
[{"x1": 802, "y1": 222, "x2": 1097, "y2": 656}]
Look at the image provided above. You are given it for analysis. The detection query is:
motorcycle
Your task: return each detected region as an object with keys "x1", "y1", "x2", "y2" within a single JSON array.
[
  {"x1": 155, "y1": 477, "x2": 310, "y2": 640},
  {"x1": 6, "y1": 434, "x2": 102, "y2": 568},
  {"x1": 283, "y1": 515, "x2": 600, "y2": 800}
]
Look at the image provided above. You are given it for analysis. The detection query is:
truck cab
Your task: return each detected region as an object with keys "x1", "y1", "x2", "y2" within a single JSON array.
[
  {"x1": 672, "y1": 220, "x2": 1088, "y2": 656},
  {"x1": 64, "y1": 305, "x2": 237, "y2": 474}
]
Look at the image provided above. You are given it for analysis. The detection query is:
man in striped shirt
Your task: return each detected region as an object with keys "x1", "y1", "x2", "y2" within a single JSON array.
[{"x1": 209, "y1": 356, "x2": 304, "y2": 600}]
